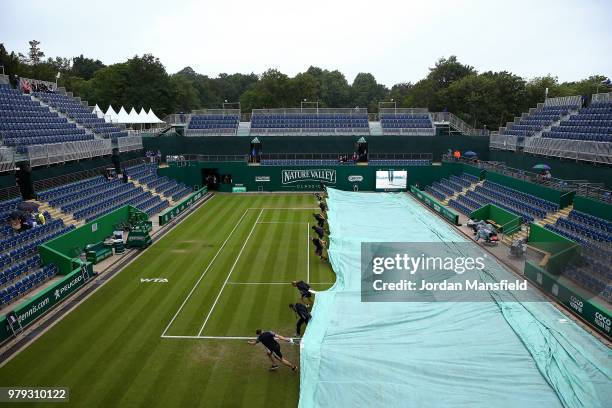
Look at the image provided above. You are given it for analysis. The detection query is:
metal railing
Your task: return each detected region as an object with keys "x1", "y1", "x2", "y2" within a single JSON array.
[
  {"x1": 442, "y1": 155, "x2": 607, "y2": 194},
  {"x1": 26, "y1": 139, "x2": 113, "y2": 168},
  {"x1": 251, "y1": 107, "x2": 368, "y2": 115},
  {"x1": 431, "y1": 112, "x2": 490, "y2": 136},
  {"x1": 543, "y1": 95, "x2": 582, "y2": 107},
  {"x1": 368, "y1": 152, "x2": 433, "y2": 160},
  {"x1": 116, "y1": 135, "x2": 144, "y2": 152},
  {"x1": 591, "y1": 91, "x2": 612, "y2": 103},
  {"x1": 260, "y1": 153, "x2": 354, "y2": 161},
  {"x1": 179, "y1": 154, "x2": 248, "y2": 162},
  {"x1": 248, "y1": 128, "x2": 370, "y2": 137},
  {"x1": 0, "y1": 185, "x2": 21, "y2": 201},
  {"x1": 576, "y1": 184, "x2": 612, "y2": 203},
  {"x1": 523, "y1": 137, "x2": 612, "y2": 165},
  {"x1": 379, "y1": 108, "x2": 429, "y2": 115},
  {"x1": 191, "y1": 109, "x2": 240, "y2": 116}
]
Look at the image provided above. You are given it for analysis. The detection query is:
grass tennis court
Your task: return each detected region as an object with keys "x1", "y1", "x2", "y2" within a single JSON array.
[{"x1": 0, "y1": 194, "x2": 334, "y2": 407}]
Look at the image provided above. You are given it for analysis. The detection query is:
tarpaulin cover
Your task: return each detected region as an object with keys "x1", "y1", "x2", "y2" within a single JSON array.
[{"x1": 299, "y1": 189, "x2": 611, "y2": 408}]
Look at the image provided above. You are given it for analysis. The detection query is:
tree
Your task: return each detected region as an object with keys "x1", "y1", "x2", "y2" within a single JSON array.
[
  {"x1": 71, "y1": 55, "x2": 105, "y2": 80},
  {"x1": 426, "y1": 56, "x2": 476, "y2": 89},
  {"x1": 171, "y1": 75, "x2": 199, "y2": 112},
  {"x1": 27, "y1": 40, "x2": 45, "y2": 64},
  {"x1": 351, "y1": 73, "x2": 387, "y2": 111}
]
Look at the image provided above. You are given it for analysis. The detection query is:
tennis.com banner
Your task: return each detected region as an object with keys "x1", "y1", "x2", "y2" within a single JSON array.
[{"x1": 0, "y1": 264, "x2": 95, "y2": 344}]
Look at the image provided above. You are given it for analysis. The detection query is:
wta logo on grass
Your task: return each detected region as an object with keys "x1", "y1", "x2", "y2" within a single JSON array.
[{"x1": 281, "y1": 169, "x2": 336, "y2": 185}]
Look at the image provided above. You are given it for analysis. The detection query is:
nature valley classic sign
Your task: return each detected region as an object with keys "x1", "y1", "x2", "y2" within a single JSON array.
[{"x1": 281, "y1": 169, "x2": 336, "y2": 189}]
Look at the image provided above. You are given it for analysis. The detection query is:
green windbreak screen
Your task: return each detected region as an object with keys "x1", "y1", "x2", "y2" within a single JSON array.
[{"x1": 299, "y1": 189, "x2": 611, "y2": 408}]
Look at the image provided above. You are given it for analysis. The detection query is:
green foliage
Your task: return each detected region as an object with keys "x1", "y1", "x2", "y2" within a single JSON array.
[
  {"x1": 0, "y1": 42, "x2": 609, "y2": 127},
  {"x1": 71, "y1": 55, "x2": 105, "y2": 80}
]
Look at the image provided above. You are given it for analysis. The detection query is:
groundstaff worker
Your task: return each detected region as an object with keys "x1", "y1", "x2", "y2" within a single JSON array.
[
  {"x1": 312, "y1": 237, "x2": 327, "y2": 261},
  {"x1": 311, "y1": 225, "x2": 325, "y2": 239},
  {"x1": 289, "y1": 303, "x2": 311, "y2": 337},
  {"x1": 292, "y1": 280, "x2": 313, "y2": 306},
  {"x1": 248, "y1": 329, "x2": 297, "y2": 372}
]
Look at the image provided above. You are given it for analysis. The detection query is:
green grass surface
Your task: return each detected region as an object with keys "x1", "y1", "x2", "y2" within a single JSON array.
[{"x1": 0, "y1": 194, "x2": 334, "y2": 407}]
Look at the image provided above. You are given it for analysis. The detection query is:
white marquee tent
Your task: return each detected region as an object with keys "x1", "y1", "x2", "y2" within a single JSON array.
[
  {"x1": 92, "y1": 104, "x2": 105, "y2": 119},
  {"x1": 104, "y1": 105, "x2": 119, "y2": 123},
  {"x1": 105, "y1": 106, "x2": 165, "y2": 124}
]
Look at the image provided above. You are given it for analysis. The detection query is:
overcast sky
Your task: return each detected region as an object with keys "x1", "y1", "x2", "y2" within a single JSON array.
[{"x1": 3, "y1": 0, "x2": 611, "y2": 86}]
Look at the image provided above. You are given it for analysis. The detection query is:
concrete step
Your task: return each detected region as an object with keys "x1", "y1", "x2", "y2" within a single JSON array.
[
  {"x1": 29, "y1": 199, "x2": 84, "y2": 228},
  {"x1": 129, "y1": 179, "x2": 174, "y2": 207},
  {"x1": 441, "y1": 179, "x2": 483, "y2": 205}
]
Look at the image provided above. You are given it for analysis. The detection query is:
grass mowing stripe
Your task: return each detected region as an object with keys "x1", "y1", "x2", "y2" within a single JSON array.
[
  {"x1": 197, "y1": 208, "x2": 264, "y2": 336},
  {"x1": 162, "y1": 207, "x2": 252, "y2": 336},
  {"x1": 166, "y1": 197, "x2": 261, "y2": 336}
]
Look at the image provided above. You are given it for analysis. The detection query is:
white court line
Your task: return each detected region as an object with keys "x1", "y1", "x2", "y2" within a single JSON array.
[
  {"x1": 162, "y1": 335, "x2": 254, "y2": 340},
  {"x1": 228, "y1": 282, "x2": 290, "y2": 285},
  {"x1": 226, "y1": 282, "x2": 334, "y2": 285},
  {"x1": 256, "y1": 221, "x2": 304, "y2": 224},
  {"x1": 307, "y1": 222, "x2": 310, "y2": 283},
  {"x1": 249, "y1": 207, "x2": 319, "y2": 210},
  {"x1": 197, "y1": 208, "x2": 264, "y2": 336},
  {"x1": 160, "y1": 208, "x2": 251, "y2": 337}
]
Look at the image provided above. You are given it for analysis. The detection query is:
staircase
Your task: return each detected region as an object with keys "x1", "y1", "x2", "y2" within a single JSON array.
[
  {"x1": 442, "y1": 179, "x2": 484, "y2": 205},
  {"x1": 500, "y1": 204, "x2": 574, "y2": 245},
  {"x1": 129, "y1": 179, "x2": 175, "y2": 207},
  {"x1": 237, "y1": 122, "x2": 251, "y2": 137},
  {"x1": 501, "y1": 227, "x2": 529, "y2": 245},
  {"x1": 534, "y1": 204, "x2": 573, "y2": 227},
  {"x1": 369, "y1": 121, "x2": 383, "y2": 136},
  {"x1": 29, "y1": 199, "x2": 84, "y2": 228}
]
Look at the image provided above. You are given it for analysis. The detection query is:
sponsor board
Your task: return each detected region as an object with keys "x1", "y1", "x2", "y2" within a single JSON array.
[
  {"x1": 348, "y1": 175, "x2": 364, "y2": 182},
  {"x1": 281, "y1": 169, "x2": 336, "y2": 185},
  {"x1": 255, "y1": 176, "x2": 270, "y2": 182},
  {"x1": 159, "y1": 187, "x2": 207, "y2": 225},
  {"x1": 0, "y1": 264, "x2": 95, "y2": 343}
]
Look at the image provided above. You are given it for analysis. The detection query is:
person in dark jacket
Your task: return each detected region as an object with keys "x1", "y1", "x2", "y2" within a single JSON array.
[
  {"x1": 289, "y1": 303, "x2": 312, "y2": 337},
  {"x1": 247, "y1": 329, "x2": 297, "y2": 372}
]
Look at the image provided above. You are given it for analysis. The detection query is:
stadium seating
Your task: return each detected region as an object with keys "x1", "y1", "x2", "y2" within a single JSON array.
[
  {"x1": 542, "y1": 99, "x2": 612, "y2": 142},
  {"x1": 367, "y1": 159, "x2": 431, "y2": 166},
  {"x1": 443, "y1": 176, "x2": 558, "y2": 222},
  {"x1": 539, "y1": 207, "x2": 612, "y2": 302},
  {"x1": 380, "y1": 113, "x2": 435, "y2": 135},
  {"x1": 250, "y1": 111, "x2": 369, "y2": 135},
  {"x1": 0, "y1": 195, "x2": 74, "y2": 308},
  {"x1": 0, "y1": 87, "x2": 93, "y2": 150},
  {"x1": 501, "y1": 104, "x2": 579, "y2": 138},
  {"x1": 34, "y1": 92, "x2": 129, "y2": 139},
  {"x1": 187, "y1": 114, "x2": 239, "y2": 135},
  {"x1": 37, "y1": 171, "x2": 172, "y2": 221},
  {"x1": 0, "y1": 263, "x2": 59, "y2": 307},
  {"x1": 127, "y1": 163, "x2": 192, "y2": 202}
]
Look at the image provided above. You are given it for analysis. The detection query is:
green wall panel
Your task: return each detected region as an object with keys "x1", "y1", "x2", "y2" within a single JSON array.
[
  {"x1": 159, "y1": 162, "x2": 464, "y2": 192},
  {"x1": 490, "y1": 150, "x2": 612, "y2": 189},
  {"x1": 143, "y1": 133, "x2": 490, "y2": 161},
  {"x1": 573, "y1": 195, "x2": 612, "y2": 222}
]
